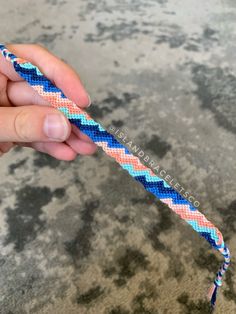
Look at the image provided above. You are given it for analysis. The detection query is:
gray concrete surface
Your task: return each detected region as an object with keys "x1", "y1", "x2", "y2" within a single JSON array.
[{"x1": 0, "y1": 0, "x2": 236, "y2": 313}]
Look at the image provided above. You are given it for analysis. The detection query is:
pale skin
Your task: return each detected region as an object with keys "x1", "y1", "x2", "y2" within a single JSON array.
[{"x1": 0, "y1": 44, "x2": 97, "y2": 160}]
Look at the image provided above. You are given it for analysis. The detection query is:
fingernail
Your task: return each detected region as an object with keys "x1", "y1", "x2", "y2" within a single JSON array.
[
  {"x1": 43, "y1": 114, "x2": 69, "y2": 141},
  {"x1": 87, "y1": 94, "x2": 92, "y2": 107}
]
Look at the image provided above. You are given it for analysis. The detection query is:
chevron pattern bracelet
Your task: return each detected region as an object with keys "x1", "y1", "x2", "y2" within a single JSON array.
[{"x1": 0, "y1": 44, "x2": 230, "y2": 308}]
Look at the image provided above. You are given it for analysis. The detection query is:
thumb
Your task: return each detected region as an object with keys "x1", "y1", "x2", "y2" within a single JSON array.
[{"x1": 0, "y1": 105, "x2": 71, "y2": 142}]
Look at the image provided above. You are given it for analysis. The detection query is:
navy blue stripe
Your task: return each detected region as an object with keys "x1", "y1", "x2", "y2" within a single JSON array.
[
  {"x1": 70, "y1": 119, "x2": 130, "y2": 153},
  {"x1": 200, "y1": 232, "x2": 217, "y2": 248},
  {"x1": 71, "y1": 118, "x2": 198, "y2": 209},
  {"x1": 14, "y1": 64, "x2": 67, "y2": 97}
]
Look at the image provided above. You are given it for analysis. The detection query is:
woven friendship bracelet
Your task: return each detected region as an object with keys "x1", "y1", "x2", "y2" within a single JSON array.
[{"x1": 0, "y1": 44, "x2": 230, "y2": 307}]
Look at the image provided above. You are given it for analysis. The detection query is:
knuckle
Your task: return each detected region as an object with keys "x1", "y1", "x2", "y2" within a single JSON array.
[{"x1": 14, "y1": 110, "x2": 32, "y2": 141}]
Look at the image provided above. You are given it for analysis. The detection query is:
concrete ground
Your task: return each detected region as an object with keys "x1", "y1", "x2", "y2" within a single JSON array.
[{"x1": 0, "y1": 0, "x2": 236, "y2": 313}]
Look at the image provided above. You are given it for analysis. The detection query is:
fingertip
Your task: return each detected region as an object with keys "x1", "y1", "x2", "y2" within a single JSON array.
[
  {"x1": 66, "y1": 132, "x2": 97, "y2": 155},
  {"x1": 78, "y1": 141, "x2": 97, "y2": 155},
  {"x1": 72, "y1": 125, "x2": 94, "y2": 143},
  {"x1": 84, "y1": 142, "x2": 97, "y2": 155},
  {"x1": 81, "y1": 92, "x2": 91, "y2": 108},
  {"x1": 55, "y1": 65, "x2": 91, "y2": 108},
  {"x1": 87, "y1": 94, "x2": 92, "y2": 107},
  {"x1": 76, "y1": 92, "x2": 91, "y2": 108}
]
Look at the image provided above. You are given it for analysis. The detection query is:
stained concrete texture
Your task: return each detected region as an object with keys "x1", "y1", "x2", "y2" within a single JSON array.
[{"x1": 0, "y1": 0, "x2": 236, "y2": 313}]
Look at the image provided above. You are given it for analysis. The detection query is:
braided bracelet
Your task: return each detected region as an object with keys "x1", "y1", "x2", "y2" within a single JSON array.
[{"x1": 0, "y1": 44, "x2": 230, "y2": 308}]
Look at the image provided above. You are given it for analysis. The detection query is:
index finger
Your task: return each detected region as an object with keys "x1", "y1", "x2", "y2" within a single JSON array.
[{"x1": 0, "y1": 44, "x2": 91, "y2": 108}]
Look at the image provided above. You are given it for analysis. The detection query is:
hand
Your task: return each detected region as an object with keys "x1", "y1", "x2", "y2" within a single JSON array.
[{"x1": 0, "y1": 44, "x2": 97, "y2": 160}]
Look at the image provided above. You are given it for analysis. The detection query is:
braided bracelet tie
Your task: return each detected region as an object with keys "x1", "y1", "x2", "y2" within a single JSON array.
[{"x1": 0, "y1": 44, "x2": 230, "y2": 307}]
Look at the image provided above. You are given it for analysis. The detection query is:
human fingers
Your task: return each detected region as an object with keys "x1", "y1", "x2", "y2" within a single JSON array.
[
  {"x1": 0, "y1": 105, "x2": 71, "y2": 142},
  {"x1": 2, "y1": 44, "x2": 90, "y2": 108}
]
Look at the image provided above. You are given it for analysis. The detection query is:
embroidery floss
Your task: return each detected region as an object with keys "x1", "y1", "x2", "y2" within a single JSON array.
[{"x1": 0, "y1": 44, "x2": 230, "y2": 307}]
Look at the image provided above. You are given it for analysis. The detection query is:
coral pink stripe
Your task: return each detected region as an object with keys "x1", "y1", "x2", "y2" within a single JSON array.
[
  {"x1": 97, "y1": 142, "x2": 153, "y2": 172},
  {"x1": 162, "y1": 198, "x2": 222, "y2": 232},
  {"x1": 32, "y1": 86, "x2": 93, "y2": 119},
  {"x1": 97, "y1": 142, "x2": 155, "y2": 172}
]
